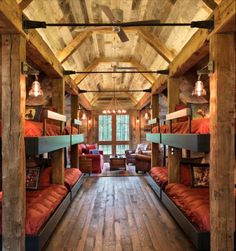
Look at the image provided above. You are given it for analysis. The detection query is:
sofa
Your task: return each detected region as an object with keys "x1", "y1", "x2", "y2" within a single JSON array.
[
  {"x1": 78, "y1": 144, "x2": 104, "y2": 173},
  {"x1": 125, "y1": 143, "x2": 150, "y2": 165}
]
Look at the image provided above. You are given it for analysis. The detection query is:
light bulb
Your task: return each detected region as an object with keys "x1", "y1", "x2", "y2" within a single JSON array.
[
  {"x1": 81, "y1": 112, "x2": 87, "y2": 120},
  {"x1": 144, "y1": 111, "x2": 149, "y2": 120},
  {"x1": 29, "y1": 80, "x2": 43, "y2": 97},
  {"x1": 192, "y1": 76, "x2": 206, "y2": 97}
]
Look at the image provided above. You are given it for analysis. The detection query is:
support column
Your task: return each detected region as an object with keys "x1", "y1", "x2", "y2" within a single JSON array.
[
  {"x1": 167, "y1": 77, "x2": 181, "y2": 183},
  {"x1": 1, "y1": 34, "x2": 26, "y2": 251},
  {"x1": 209, "y1": 33, "x2": 235, "y2": 251},
  {"x1": 151, "y1": 94, "x2": 159, "y2": 167},
  {"x1": 136, "y1": 110, "x2": 141, "y2": 144},
  {"x1": 71, "y1": 95, "x2": 79, "y2": 168},
  {"x1": 51, "y1": 78, "x2": 65, "y2": 184}
]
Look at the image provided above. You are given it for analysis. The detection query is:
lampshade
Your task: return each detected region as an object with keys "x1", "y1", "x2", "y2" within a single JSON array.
[
  {"x1": 29, "y1": 76, "x2": 43, "y2": 97},
  {"x1": 192, "y1": 76, "x2": 206, "y2": 97}
]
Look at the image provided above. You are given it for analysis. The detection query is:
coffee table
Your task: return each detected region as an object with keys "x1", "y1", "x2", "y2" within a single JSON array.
[{"x1": 109, "y1": 155, "x2": 126, "y2": 170}]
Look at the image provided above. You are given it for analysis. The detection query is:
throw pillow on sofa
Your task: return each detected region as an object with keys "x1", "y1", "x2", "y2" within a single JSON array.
[
  {"x1": 89, "y1": 149, "x2": 100, "y2": 154},
  {"x1": 135, "y1": 143, "x2": 148, "y2": 154}
]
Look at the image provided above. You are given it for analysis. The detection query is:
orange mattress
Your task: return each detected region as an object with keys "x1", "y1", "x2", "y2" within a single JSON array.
[
  {"x1": 64, "y1": 168, "x2": 83, "y2": 188},
  {"x1": 0, "y1": 184, "x2": 68, "y2": 235},
  {"x1": 165, "y1": 183, "x2": 236, "y2": 232},
  {"x1": 152, "y1": 118, "x2": 210, "y2": 134}
]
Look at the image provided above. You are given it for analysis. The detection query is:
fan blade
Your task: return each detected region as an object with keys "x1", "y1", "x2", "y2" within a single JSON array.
[
  {"x1": 74, "y1": 26, "x2": 111, "y2": 33},
  {"x1": 100, "y1": 5, "x2": 116, "y2": 22},
  {"x1": 117, "y1": 28, "x2": 129, "y2": 42}
]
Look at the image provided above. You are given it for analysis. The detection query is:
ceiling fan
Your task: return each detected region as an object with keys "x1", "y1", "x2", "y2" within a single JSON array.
[{"x1": 100, "y1": 5, "x2": 129, "y2": 43}]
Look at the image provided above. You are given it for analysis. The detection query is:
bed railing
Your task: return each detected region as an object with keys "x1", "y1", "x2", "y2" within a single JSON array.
[
  {"x1": 165, "y1": 108, "x2": 192, "y2": 133},
  {"x1": 42, "y1": 110, "x2": 67, "y2": 136}
]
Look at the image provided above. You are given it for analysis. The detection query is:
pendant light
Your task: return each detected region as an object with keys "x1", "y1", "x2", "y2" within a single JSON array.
[
  {"x1": 28, "y1": 75, "x2": 44, "y2": 97},
  {"x1": 192, "y1": 75, "x2": 206, "y2": 97}
]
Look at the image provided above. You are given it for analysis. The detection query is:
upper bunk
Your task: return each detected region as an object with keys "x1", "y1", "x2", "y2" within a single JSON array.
[
  {"x1": 1, "y1": 110, "x2": 84, "y2": 155},
  {"x1": 146, "y1": 108, "x2": 210, "y2": 152}
]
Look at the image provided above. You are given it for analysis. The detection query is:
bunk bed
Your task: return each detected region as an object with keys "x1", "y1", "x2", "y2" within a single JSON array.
[
  {"x1": 146, "y1": 108, "x2": 213, "y2": 250},
  {"x1": 0, "y1": 111, "x2": 85, "y2": 251}
]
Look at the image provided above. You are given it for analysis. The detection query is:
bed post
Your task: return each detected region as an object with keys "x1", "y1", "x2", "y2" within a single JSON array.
[
  {"x1": 1, "y1": 34, "x2": 26, "y2": 251},
  {"x1": 51, "y1": 78, "x2": 65, "y2": 184},
  {"x1": 71, "y1": 95, "x2": 79, "y2": 168},
  {"x1": 167, "y1": 77, "x2": 181, "y2": 183},
  {"x1": 151, "y1": 94, "x2": 159, "y2": 167},
  {"x1": 209, "y1": 33, "x2": 235, "y2": 251}
]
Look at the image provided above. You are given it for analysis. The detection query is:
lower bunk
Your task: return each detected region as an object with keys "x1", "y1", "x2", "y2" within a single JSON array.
[
  {"x1": 146, "y1": 166, "x2": 236, "y2": 251},
  {"x1": 0, "y1": 167, "x2": 85, "y2": 251}
]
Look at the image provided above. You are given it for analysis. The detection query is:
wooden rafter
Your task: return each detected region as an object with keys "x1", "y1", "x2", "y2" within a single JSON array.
[
  {"x1": 56, "y1": 31, "x2": 91, "y2": 63},
  {"x1": 137, "y1": 27, "x2": 176, "y2": 63},
  {"x1": 56, "y1": 27, "x2": 174, "y2": 65},
  {"x1": 202, "y1": 0, "x2": 218, "y2": 10},
  {"x1": 17, "y1": 0, "x2": 33, "y2": 10}
]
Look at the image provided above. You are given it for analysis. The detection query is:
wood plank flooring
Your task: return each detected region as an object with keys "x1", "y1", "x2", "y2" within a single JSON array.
[{"x1": 44, "y1": 177, "x2": 197, "y2": 251}]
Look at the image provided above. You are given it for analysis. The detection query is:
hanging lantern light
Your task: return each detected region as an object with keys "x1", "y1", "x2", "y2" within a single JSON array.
[
  {"x1": 81, "y1": 111, "x2": 87, "y2": 120},
  {"x1": 144, "y1": 109, "x2": 149, "y2": 120},
  {"x1": 192, "y1": 74, "x2": 206, "y2": 97},
  {"x1": 29, "y1": 75, "x2": 44, "y2": 97}
]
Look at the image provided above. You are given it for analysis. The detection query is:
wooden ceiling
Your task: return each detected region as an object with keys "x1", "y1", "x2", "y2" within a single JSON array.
[{"x1": 21, "y1": 0, "x2": 215, "y2": 110}]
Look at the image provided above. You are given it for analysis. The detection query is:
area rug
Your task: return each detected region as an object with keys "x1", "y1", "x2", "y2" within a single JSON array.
[{"x1": 91, "y1": 163, "x2": 146, "y2": 177}]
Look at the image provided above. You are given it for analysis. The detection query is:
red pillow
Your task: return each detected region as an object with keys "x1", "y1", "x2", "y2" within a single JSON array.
[
  {"x1": 78, "y1": 144, "x2": 87, "y2": 154},
  {"x1": 86, "y1": 144, "x2": 97, "y2": 152},
  {"x1": 38, "y1": 167, "x2": 52, "y2": 188},
  {"x1": 175, "y1": 104, "x2": 188, "y2": 122},
  {"x1": 180, "y1": 165, "x2": 192, "y2": 186}
]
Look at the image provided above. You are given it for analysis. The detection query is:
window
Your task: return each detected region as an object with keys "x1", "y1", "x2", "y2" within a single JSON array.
[
  {"x1": 116, "y1": 144, "x2": 129, "y2": 155},
  {"x1": 116, "y1": 115, "x2": 129, "y2": 141},
  {"x1": 98, "y1": 114, "x2": 130, "y2": 155},
  {"x1": 99, "y1": 115, "x2": 112, "y2": 141},
  {"x1": 99, "y1": 145, "x2": 112, "y2": 155}
]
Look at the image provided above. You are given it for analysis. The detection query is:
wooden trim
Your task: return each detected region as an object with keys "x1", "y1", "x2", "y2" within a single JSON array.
[
  {"x1": 165, "y1": 108, "x2": 191, "y2": 121},
  {"x1": 67, "y1": 174, "x2": 85, "y2": 201},
  {"x1": 18, "y1": 0, "x2": 33, "y2": 10},
  {"x1": 148, "y1": 118, "x2": 158, "y2": 125},
  {"x1": 1, "y1": 34, "x2": 26, "y2": 251},
  {"x1": 43, "y1": 110, "x2": 67, "y2": 122}
]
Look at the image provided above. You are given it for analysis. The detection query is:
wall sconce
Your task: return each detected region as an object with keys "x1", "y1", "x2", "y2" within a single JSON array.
[
  {"x1": 144, "y1": 109, "x2": 149, "y2": 120},
  {"x1": 136, "y1": 117, "x2": 139, "y2": 122},
  {"x1": 81, "y1": 111, "x2": 87, "y2": 120},
  {"x1": 192, "y1": 61, "x2": 214, "y2": 97},
  {"x1": 28, "y1": 75, "x2": 44, "y2": 97},
  {"x1": 21, "y1": 62, "x2": 44, "y2": 97}
]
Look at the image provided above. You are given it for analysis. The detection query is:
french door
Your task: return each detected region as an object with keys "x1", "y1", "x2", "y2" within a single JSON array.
[{"x1": 98, "y1": 114, "x2": 130, "y2": 155}]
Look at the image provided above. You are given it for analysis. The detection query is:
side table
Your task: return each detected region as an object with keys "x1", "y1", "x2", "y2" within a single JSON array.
[{"x1": 79, "y1": 157, "x2": 92, "y2": 175}]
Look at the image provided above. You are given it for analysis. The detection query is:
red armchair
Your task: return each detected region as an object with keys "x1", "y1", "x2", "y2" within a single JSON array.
[{"x1": 78, "y1": 144, "x2": 104, "y2": 173}]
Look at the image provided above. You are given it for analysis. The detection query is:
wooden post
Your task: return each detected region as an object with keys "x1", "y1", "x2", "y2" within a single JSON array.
[
  {"x1": 71, "y1": 95, "x2": 79, "y2": 168},
  {"x1": 168, "y1": 77, "x2": 181, "y2": 183},
  {"x1": 209, "y1": 33, "x2": 235, "y2": 251},
  {"x1": 1, "y1": 34, "x2": 26, "y2": 251},
  {"x1": 51, "y1": 78, "x2": 65, "y2": 184},
  {"x1": 136, "y1": 110, "x2": 141, "y2": 144},
  {"x1": 151, "y1": 94, "x2": 159, "y2": 167}
]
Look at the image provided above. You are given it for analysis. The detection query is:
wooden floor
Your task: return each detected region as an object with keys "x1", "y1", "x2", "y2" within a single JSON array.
[{"x1": 44, "y1": 177, "x2": 197, "y2": 251}]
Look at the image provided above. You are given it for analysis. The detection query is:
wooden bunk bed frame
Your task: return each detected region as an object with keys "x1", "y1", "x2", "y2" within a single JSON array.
[
  {"x1": 146, "y1": 109, "x2": 210, "y2": 250},
  {"x1": 0, "y1": 111, "x2": 85, "y2": 251},
  {"x1": 146, "y1": 108, "x2": 210, "y2": 152}
]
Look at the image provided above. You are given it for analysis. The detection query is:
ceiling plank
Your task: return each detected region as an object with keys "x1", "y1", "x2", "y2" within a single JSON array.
[
  {"x1": 202, "y1": 0, "x2": 218, "y2": 10},
  {"x1": 138, "y1": 27, "x2": 176, "y2": 63},
  {"x1": 90, "y1": 93, "x2": 101, "y2": 106},
  {"x1": 75, "y1": 58, "x2": 100, "y2": 85},
  {"x1": 18, "y1": 0, "x2": 33, "y2": 10},
  {"x1": 56, "y1": 31, "x2": 91, "y2": 63}
]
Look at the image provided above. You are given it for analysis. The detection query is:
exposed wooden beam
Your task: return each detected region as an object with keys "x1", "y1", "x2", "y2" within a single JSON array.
[
  {"x1": 56, "y1": 31, "x2": 91, "y2": 64},
  {"x1": 209, "y1": 0, "x2": 236, "y2": 35},
  {"x1": 169, "y1": 29, "x2": 209, "y2": 77},
  {"x1": 202, "y1": 0, "x2": 218, "y2": 10},
  {"x1": 1, "y1": 34, "x2": 26, "y2": 251},
  {"x1": 90, "y1": 93, "x2": 101, "y2": 106},
  {"x1": 209, "y1": 32, "x2": 235, "y2": 251},
  {"x1": 17, "y1": 0, "x2": 33, "y2": 10},
  {"x1": 138, "y1": 27, "x2": 176, "y2": 63},
  {"x1": 78, "y1": 94, "x2": 93, "y2": 111},
  {"x1": 152, "y1": 75, "x2": 168, "y2": 94},
  {"x1": 136, "y1": 93, "x2": 151, "y2": 110}
]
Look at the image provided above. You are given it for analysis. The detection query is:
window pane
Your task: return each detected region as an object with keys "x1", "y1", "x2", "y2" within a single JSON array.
[
  {"x1": 116, "y1": 144, "x2": 129, "y2": 155},
  {"x1": 99, "y1": 115, "x2": 112, "y2": 141},
  {"x1": 116, "y1": 115, "x2": 129, "y2": 141},
  {"x1": 99, "y1": 145, "x2": 112, "y2": 155}
]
